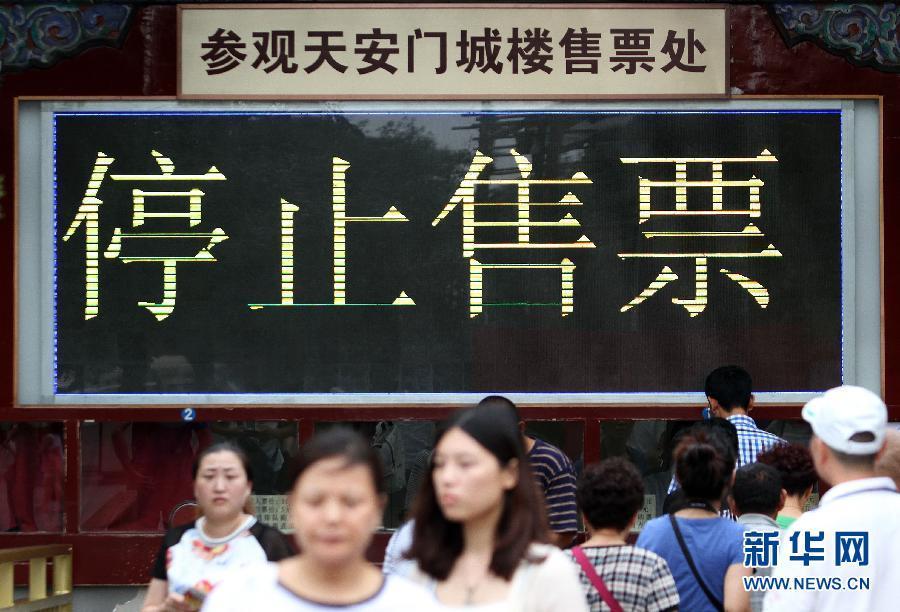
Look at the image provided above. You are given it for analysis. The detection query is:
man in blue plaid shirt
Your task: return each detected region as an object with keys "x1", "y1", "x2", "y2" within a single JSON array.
[{"x1": 669, "y1": 366, "x2": 786, "y2": 498}]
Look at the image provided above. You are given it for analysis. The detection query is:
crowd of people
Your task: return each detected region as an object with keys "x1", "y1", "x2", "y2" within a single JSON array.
[{"x1": 141, "y1": 367, "x2": 900, "y2": 612}]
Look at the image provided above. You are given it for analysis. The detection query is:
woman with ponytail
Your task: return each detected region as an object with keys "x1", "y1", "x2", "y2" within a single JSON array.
[{"x1": 637, "y1": 428, "x2": 751, "y2": 612}]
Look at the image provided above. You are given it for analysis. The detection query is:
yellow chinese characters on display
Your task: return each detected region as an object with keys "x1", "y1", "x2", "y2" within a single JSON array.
[
  {"x1": 433, "y1": 149, "x2": 596, "y2": 317},
  {"x1": 62, "y1": 146, "x2": 787, "y2": 323},
  {"x1": 618, "y1": 150, "x2": 782, "y2": 317},
  {"x1": 331, "y1": 157, "x2": 413, "y2": 306},
  {"x1": 249, "y1": 157, "x2": 414, "y2": 309},
  {"x1": 62, "y1": 150, "x2": 228, "y2": 321},
  {"x1": 61, "y1": 153, "x2": 114, "y2": 319}
]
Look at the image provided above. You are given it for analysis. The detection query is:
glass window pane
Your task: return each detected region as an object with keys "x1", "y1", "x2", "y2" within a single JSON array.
[
  {"x1": 80, "y1": 421, "x2": 298, "y2": 532},
  {"x1": 763, "y1": 419, "x2": 813, "y2": 446},
  {"x1": 0, "y1": 423, "x2": 64, "y2": 532}
]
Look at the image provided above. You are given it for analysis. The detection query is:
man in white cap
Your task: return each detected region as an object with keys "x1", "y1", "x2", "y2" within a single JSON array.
[{"x1": 764, "y1": 386, "x2": 900, "y2": 612}]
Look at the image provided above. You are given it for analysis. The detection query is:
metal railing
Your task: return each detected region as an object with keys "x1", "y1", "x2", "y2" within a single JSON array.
[{"x1": 0, "y1": 545, "x2": 72, "y2": 611}]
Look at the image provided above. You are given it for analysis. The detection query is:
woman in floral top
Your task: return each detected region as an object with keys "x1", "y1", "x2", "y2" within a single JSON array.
[{"x1": 142, "y1": 442, "x2": 291, "y2": 612}]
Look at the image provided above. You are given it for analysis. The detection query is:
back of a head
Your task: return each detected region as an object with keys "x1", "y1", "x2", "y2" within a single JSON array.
[
  {"x1": 690, "y1": 417, "x2": 739, "y2": 465},
  {"x1": 705, "y1": 365, "x2": 752, "y2": 411},
  {"x1": 732, "y1": 463, "x2": 783, "y2": 517},
  {"x1": 674, "y1": 421, "x2": 737, "y2": 474},
  {"x1": 476, "y1": 395, "x2": 522, "y2": 424},
  {"x1": 802, "y1": 385, "x2": 888, "y2": 471},
  {"x1": 577, "y1": 458, "x2": 644, "y2": 531},
  {"x1": 756, "y1": 443, "x2": 817, "y2": 496},
  {"x1": 875, "y1": 429, "x2": 900, "y2": 489},
  {"x1": 674, "y1": 429, "x2": 733, "y2": 501}
]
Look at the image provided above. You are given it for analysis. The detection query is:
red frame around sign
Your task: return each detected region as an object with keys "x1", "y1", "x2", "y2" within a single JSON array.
[{"x1": 0, "y1": 4, "x2": 896, "y2": 585}]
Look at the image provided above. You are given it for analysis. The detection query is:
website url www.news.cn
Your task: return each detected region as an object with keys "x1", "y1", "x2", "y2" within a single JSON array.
[{"x1": 744, "y1": 576, "x2": 871, "y2": 592}]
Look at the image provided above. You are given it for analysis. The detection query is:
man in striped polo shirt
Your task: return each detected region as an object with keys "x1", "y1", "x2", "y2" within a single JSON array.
[
  {"x1": 524, "y1": 429, "x2": 580, "y2": 547},
  {"x1": 483, "y1": 396, "x2": 580, "y2": 547}
]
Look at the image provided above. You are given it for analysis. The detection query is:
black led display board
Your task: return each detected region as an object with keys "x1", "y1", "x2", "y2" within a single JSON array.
[{"x1": 52, "y1": 109, "x2": 842, "y2": 395}]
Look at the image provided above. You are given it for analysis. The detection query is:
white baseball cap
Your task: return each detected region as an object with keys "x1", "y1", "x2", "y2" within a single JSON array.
[{"x1": 802, "y1": 385, "x2": 887, "y2": 455}]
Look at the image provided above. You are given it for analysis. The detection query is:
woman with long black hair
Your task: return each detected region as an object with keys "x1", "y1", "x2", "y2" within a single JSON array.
[{"x1": 405, "y1": 398, "x2": 587, "y2": 611}]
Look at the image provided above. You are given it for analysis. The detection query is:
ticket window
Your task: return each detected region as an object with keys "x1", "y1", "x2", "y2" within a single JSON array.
[
  {"x1": 80, "y1": 421, "x2": 299, "y2": 532},
  {"x1": 0, "y1": 422, "x2": 64, "y2": 533}
]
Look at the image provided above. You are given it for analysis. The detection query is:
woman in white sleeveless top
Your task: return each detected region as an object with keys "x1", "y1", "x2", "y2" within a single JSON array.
[{"x1": 404, "y1": 396, "x2": 588, "y2": 612}]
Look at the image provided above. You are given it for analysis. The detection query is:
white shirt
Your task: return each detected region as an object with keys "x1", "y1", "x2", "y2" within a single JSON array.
[
  {"x1": 201, "y1": 563, "x2": 442, "y2": 612},
  {"x1": 382, "y1": 521, "x2": 415, "y2": 576},
  {"x1": 408, "y1": 544, "x2": 589, "y2": 612},
  {"x1": 165, "y1": 516, "x2": 267, "y2": 603},
  {"x1": 764, "y1": 477, "x2": 900, "y2": 612}
]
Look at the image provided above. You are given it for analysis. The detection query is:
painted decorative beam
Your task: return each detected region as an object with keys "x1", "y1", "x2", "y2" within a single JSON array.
[
  {"x1": 0, "y1": 3, "x2": 132, "y2": 73},
  {"x1": 772, "y1": 3, "x2": 900, "y2": 72}
]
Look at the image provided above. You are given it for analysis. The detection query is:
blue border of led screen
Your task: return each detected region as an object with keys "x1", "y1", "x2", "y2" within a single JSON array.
[
  {"x1": 50, "y1": 109, "x2": 845, "y2": 397},
  {"x1": 52, "y1": 113, "x2": 59, "y2": 395},
  {"x1": 840, "y1": 110, "x2": 845, "y2": 386}
]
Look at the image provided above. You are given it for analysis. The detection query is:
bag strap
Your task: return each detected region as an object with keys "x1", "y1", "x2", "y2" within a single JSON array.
[
  {"x1": 570, "y1": 546, "x2": 624, "y2": 612},
  {"x1": 668, "y1": 515, "x2": 724, "y2": 612}
]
